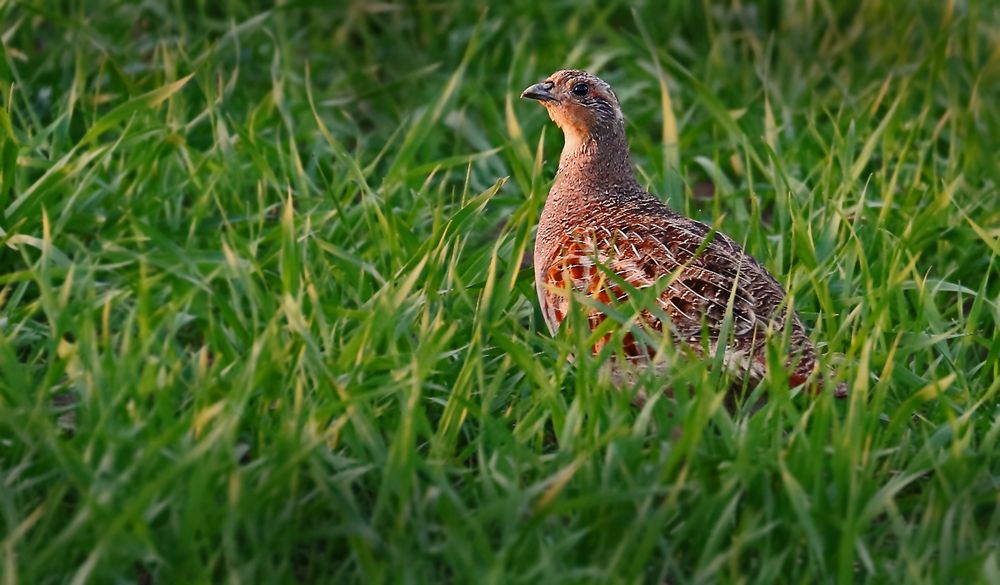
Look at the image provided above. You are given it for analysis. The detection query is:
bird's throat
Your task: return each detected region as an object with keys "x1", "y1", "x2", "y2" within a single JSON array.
[{"x1": 556, "y1": 125, "x2": 635, "y2": 188}]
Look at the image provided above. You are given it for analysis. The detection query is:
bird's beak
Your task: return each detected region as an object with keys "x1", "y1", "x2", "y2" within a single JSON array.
[{"x1": 521, "y1": 82, "x2": 558, "y2": 103}]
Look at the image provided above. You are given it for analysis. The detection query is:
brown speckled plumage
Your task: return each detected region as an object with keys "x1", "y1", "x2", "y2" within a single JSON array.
[{"x1": 522, "y1": 69, "x2": 844, "y2": 396}]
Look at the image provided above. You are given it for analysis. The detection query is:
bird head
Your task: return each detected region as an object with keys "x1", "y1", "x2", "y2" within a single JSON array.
[{"x1": 521, "y1": 70, "x2": 624, "y2": 152}]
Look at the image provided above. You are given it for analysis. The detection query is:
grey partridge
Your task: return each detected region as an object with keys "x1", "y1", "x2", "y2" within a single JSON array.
[{"x1": 521, "y1": 69, "x2": 845, "y2": 397}]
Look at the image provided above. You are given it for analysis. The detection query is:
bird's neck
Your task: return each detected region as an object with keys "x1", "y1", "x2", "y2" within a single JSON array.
[{"x1": 554, "y1": 125, "x2": 638, "y2": 192}]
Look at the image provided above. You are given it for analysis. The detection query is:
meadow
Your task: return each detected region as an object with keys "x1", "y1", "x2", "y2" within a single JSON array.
[{"x1": 1, "y1": 1, "x2": 998, "y2": 582}]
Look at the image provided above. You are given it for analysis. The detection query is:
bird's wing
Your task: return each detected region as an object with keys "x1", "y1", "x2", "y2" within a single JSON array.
[{"x1": 539, "y1": 221, "x2": 782, "y2": 361}]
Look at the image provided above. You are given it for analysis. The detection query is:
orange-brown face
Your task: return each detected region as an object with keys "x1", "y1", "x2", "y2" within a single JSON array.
[{"x1": 521, "y1": 70, "x2": 623, "y2": 146}]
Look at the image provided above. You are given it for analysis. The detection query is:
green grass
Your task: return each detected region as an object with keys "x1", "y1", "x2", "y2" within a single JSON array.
[{"x1": 2, "y1": 0, "x2": 999, "y2": 582}]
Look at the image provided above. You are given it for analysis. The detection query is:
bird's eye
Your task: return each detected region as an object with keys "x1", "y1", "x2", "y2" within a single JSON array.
[{"x1": 572, "y1": 83, "x2": 589, "y2": 96}]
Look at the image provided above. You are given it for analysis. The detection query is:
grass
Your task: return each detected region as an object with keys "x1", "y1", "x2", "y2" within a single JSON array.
[{"x1": 1, "y1": 0, "x2": 999, "y2": 582}]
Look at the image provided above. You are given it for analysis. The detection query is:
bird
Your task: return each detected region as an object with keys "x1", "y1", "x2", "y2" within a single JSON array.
[{"x1": 520, "y1": 69, "x2": 846, "y2": 399}]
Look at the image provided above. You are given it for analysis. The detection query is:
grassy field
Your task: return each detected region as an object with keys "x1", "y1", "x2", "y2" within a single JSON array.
[{"x1": 2, "y1": 0, "x2": 999, "y2": 582}]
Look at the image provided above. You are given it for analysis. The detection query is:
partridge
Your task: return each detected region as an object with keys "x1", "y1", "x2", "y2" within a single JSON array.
[{"x1": 521, "y1": 70, "x2": 845, "y2": 397}]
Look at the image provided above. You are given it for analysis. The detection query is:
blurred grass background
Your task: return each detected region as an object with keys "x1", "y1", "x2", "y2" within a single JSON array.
[{"x1": 1, "y1": 0, "x2": 999, "y2": 582}]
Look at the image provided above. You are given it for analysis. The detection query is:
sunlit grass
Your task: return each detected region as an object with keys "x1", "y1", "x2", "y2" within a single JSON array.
[{"x1": 1, "y1": 1, "x2": 998, "y2": 583}]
